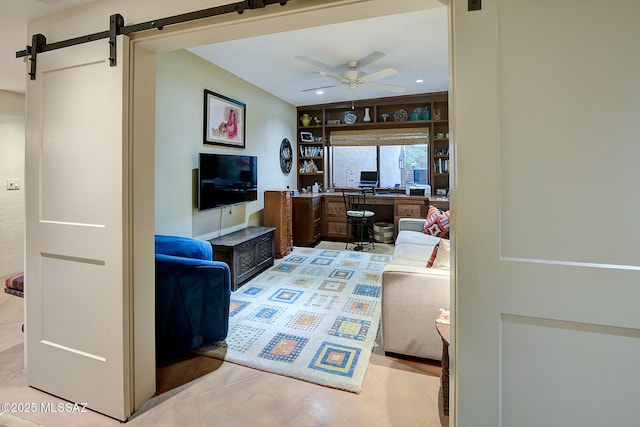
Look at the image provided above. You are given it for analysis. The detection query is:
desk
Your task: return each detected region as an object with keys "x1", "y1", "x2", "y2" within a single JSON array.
[{"x1": 294, "y1": 192, "x2": 449, "y2": 242}]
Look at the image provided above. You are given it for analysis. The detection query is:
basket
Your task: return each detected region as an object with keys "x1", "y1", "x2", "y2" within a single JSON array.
[{"x1": 373, "y1": 222, "x2": 394, "y2": 243}]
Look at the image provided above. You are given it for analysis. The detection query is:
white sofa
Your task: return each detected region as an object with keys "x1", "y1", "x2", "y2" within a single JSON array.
[{"x1": 381, "y1": 218, "x2": 450, "y2": 360}]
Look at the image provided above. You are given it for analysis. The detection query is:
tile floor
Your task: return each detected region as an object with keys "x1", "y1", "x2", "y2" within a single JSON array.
[{"x1": 1, "y1": 282, "x2": 447, "y2": 427}]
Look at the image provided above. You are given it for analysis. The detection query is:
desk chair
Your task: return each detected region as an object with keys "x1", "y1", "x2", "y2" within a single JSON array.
[{"x1": 342, "y1": 188, "x2": 375, "y2": 251}]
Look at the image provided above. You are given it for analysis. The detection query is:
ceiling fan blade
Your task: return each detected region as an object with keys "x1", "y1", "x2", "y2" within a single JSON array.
[
  {"x1": 334, "y1": 51, "x2": 386, "y2": 73},
  {"x1": 361, "y1": 82, "x2": 407, "y2": 93},
  {"x1": 316, "y1": 71, "x2": 345, "y2": 82},
  {"x1": 359, "y1": 67, "x2": 398, "y2": 82},
  {"x1": 295, "y1": 55, "x2": 335, "y2": 73},
  {"x1": 301, "y1": 84, "x2": 342, "y2": 92},
  {"x1": 356, "y1": 51, "x2": 385, "y2": 68}
]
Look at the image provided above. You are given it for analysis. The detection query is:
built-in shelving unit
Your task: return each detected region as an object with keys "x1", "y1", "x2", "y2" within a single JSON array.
[{"x1": 296, "y1": 92, "x2": 449, "y2": 195}]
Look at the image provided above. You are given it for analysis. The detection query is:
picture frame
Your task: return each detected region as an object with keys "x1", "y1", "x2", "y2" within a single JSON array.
[
  {"x1": 300, "y1": 131, "x2": 314, "y2": 142},
  {"x1": 203, "y1": 89, "x2": 246, "y2": 148}
]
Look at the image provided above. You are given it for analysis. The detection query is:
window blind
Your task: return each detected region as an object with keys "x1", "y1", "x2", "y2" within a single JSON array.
[{"x1": 329, "y1": 127, "x2": 430, "y2": 146}]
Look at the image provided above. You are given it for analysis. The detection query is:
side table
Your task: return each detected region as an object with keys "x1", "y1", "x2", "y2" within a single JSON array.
[{"x1": 435, "y1": 314, "x2": 450, "y2": 416}]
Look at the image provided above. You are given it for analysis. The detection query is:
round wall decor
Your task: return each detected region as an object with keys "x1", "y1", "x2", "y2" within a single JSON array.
[{"x1": 279, "y1": 138, "x2": 292, "y2": 175}]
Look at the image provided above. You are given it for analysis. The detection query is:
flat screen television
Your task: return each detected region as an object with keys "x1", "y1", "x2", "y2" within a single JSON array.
[{"x1": 198, "y1": 153, "x2": 258, "y2": 211}]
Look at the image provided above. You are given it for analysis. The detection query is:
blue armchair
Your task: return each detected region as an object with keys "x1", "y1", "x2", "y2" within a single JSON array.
[{"x1": 155, "y1": 235, "x2": 231, "y2": 362}]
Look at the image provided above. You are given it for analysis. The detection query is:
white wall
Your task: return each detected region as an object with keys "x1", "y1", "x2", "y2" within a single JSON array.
[
  {"x1": 0, "y1": 90, "x2": 25, "y2": 279},
  {"x1": 155, "y1": 50, "x2": 296, "y2": 239}
]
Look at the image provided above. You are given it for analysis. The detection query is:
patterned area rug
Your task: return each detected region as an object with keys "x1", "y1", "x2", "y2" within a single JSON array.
[{"x1": 198, "y1": 247, "x2": 392, "y2": 393}]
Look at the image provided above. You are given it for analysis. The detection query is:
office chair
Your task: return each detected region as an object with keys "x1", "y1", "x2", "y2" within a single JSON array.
[{"x1": 341, "y1": 188, "x2": 375, "y2": 251}]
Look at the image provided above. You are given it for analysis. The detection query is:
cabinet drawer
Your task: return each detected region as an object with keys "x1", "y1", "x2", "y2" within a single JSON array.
[
  {"x1": 324, "y1": 220, "x2": 348, "y2": 238},
  {"x1": 395, "y1": 203, "x2": 423, "y2": 218},
  {"x1": 325, "y1": 200, "x2": 345, "y2": 217}
]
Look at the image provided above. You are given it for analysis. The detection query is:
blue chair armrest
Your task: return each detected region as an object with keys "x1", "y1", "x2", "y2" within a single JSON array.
[
  {"x1": 155, "y1": 253, "x2": 231, "y2": 362},
  {"x1": 155, "y1": 234, "x2": 213, "y2": 260}
]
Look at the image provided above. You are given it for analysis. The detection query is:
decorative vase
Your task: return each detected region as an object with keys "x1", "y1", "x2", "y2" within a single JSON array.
[
  {"x1": 422, "y1": 106, "x2": 431, "y2": 120},
  {"x1": 410, "y1": 110, "x2": 419, "y2": 121},
  {"x1": 300, "y1": 114, "x2": 312, "y2": 127},
  {"x1": 363, "y1": 107, "x2": 372, "y2": 122}
]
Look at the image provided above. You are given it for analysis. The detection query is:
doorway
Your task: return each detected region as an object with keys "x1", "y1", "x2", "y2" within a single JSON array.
[{"x1": 128, "y1": 0, "x2": 453, "y2": 417}]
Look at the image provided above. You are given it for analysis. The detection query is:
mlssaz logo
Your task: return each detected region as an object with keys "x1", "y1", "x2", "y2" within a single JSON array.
[{"x1": 40, "y1": 402, "x2": 88, "y2": 413}]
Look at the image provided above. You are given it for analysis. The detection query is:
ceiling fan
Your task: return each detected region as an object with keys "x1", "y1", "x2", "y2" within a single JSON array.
[{"x1": 296, "y1": 51, "x2": 406, "y2": 95}]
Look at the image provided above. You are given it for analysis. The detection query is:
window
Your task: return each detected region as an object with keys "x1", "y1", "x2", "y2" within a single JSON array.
[
  {"x1": 331, "y1": 146, "x2": 376, "y2": 187},
  {"x1": 329, "y1": 144, "x2": 429, "y2": 188}
]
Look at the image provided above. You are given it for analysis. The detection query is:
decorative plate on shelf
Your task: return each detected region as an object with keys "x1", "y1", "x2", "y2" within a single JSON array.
[
  {"x1": 393, "y1": 108, "x2": 409, "y2": 122},
  {"x1": 342, "y1": 111, "x2": 358, "y2": 125}
]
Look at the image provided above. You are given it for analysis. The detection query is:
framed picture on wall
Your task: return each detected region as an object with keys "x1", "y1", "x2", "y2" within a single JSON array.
[{"x1": 203, "y1": 89, "x2": 246, "y2": 148}]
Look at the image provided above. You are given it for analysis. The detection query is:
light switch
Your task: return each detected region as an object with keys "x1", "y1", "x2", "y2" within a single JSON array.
[{"x1": 7, "y1": 179, "x2": 21, "y2": 190}]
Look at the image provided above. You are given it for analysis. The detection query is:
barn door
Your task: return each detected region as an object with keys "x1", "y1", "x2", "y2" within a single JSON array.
[{"x1": 25, "y1": 36, "x2": 134, "y2": 420}]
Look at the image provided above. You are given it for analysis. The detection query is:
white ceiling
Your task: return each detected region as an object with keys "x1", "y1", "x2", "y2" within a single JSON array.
[
  {"x1": 188, "y1": 7, "x2": 449, "y2": 106},
  {"x1": 0, "y1": 1, "x2": 449, "y2": 106}
]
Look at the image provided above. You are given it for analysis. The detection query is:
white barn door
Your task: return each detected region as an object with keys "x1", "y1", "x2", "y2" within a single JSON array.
[
  {"x1": 452, "y1": 0, "x2": 640, "y2": 425},
  {"x1": 25, "y1": 36, "x2": 133, "y2": 420}
]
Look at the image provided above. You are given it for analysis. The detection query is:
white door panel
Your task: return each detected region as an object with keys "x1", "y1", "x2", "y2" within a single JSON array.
[
  {"x1": 25, "y1": 36, "x2": 132, "y2": 420},
  {"x1": 452, "y1": 0, "x2": 640, "y2": 425},
  {"x1": 501, "y1": 314, "x2": 640, "y2": 427}
]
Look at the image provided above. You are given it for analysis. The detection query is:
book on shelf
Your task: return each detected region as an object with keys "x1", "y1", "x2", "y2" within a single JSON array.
[
  {"x1": 300, "y1": 159, "x2": 321, "y2": 173},
  {"x1": 434, "y1": 158, "x2": 449, "y2": 174},
  {"x1": 299, "y1": 146, "x2": 322, "y2": 157}
]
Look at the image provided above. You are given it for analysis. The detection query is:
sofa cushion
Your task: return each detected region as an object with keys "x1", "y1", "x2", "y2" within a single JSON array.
[
  {"x1": 388, "y1": 258, "x2": 431, "y2": 269},
  {"x1": 426, "y1": 243, "x2": 440, "y2": 268},
  {"x1": 424, "y1": 205, "x2": 450, "y2": 238},
  {"x1": 431, "y1": 238, "x2": 451, "y2": 270},
  {"x1": 395, "y1": 230, "x2": 441, "y2": 247},
  {"x1": 393, "y1": 242, "x2": 437, "y2": 263}
]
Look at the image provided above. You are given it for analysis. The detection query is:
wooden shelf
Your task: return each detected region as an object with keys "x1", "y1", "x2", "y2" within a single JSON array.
[{"x1": 296, "y1": 92, "x2": 449, "y2": 194}]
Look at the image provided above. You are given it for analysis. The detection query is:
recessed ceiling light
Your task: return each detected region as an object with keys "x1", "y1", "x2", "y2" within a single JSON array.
[
  {"x1": 416, "y1": 79, "x2": 424, "y2": 83},
  {"x1": 316, "y1": 90, "x2": 324, "y2": 95}
]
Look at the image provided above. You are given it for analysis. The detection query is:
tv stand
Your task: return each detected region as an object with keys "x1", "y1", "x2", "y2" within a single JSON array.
[{"x1": 208, "y1": 226, "x2": 275, "y2": 291}]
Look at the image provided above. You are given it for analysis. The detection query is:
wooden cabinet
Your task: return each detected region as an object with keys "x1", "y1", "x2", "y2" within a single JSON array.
[
  {"x1": 264, "y1": 190, "x2": 293, "y2": 258},
  {"x1": 321, "y1": 194, "x2": 348, "y2": 240},
  {"x1": 292, "y1": 195, "x2": 322, "y2": 247},
  {"x1": 394, "y1": 200, "x2": 428, "y2": 231},
  {"x1": 296, "y1": 92, "x2": 449, "y2": 195},
  {"x1": 209, "y1": 226, "x2": 275, "y2": 291},
  {"x1": 429, "y1": 198, "x2": 450, "y2": 211},
  {"x1": 395, "y1": 201, "x2": 425, "y2": 218}
]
